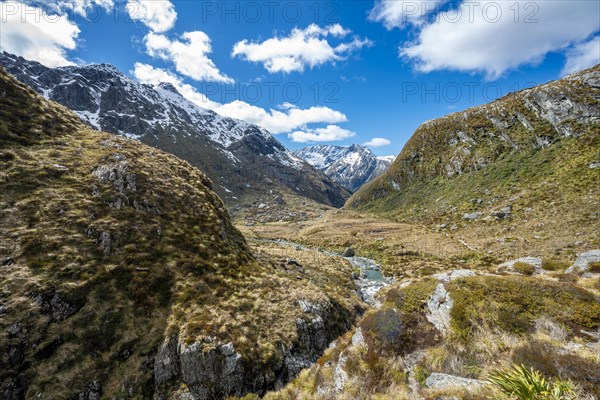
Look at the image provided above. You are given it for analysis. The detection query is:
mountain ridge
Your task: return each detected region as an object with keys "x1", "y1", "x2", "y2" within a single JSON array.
[
  {"x1": 0, "y1": 52, "x2": 350, "y2": 207},
  {"x1": 347, "y1": 64, "x2": 600, "y2": 257},
  {"x1": 294, "y1": 144, "x2": 394, "y2": 192}
]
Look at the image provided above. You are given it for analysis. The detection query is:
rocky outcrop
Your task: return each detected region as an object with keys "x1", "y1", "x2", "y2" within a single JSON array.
[
  {"x1": 426, "y1": 284, "x2": 453, "y2": 334},
  {"x1": 154, "y1": 299, "x2": 352, "y2": 399},
  {"x1": 566, "y1": 250, "x2": 600, "y2": 274},
  {"x1": 498, "y1": 257, "x2": 544, "y2": 275}
]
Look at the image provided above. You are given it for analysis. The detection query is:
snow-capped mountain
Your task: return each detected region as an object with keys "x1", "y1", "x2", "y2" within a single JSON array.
[
  {"x1": 294, "y1": 144, "x2": 395, "y2": 192},
  {"x1": 0, "y1": 52, "x2": 349, "y2": 207}
]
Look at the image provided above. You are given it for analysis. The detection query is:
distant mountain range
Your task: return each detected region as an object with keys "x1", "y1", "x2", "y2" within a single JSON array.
[
  {"x1": 0, "y1": 52, "x2": 350, "y2": 207},
  {"x1": 294, "y1": 144, "x2": 395, "y2": 192}
]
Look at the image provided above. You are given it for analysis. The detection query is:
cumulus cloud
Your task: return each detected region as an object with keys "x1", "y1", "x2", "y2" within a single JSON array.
[
  {"x1": 369, "y1": 0, "x2": 448, "y2": 28},
  {"x1": 288, "y1": 125, "x2": 356, "y2": 143},
  {"x1": 562, "y1": 36, "x2": 600, "y2": 76},
  {"x1": 363, "y1": 138, "x2": 391, "y2": 147},
  {"x1": 232, "y1": 24, "x2": 373, "y2": 73},
  {"x1": 372, "y1": 0, "x2": 600, "y2": 79},
  {"x1": 18, "y1": 0, "x2": 115, "y2": 16},
  {"x1": 144, "y1": 31, "x2": 233, "y2": 83},
  {"x1": 126, "y1": 0, "x2": 177, "y2": 33},
  {"x1": 0, "y1": 2, "x2": 80, "y2": 67},
  {"x1": 216, "y1": 102, "x2": 347, "y2": 134},
  {"x1": 132, "y1": 63, "x2": 348, "y2": 134}
]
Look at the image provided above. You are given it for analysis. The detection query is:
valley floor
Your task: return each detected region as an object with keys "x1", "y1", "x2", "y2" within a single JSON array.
[{"x1": 234, "y1": 209, "x2": 600, "y2": 400}]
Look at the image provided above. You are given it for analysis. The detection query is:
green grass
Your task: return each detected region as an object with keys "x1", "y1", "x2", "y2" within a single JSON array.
[
  {"x1": 488, "y1": 364, "x2": 576, "y2": 400},
  {"x1": 448, "y1": 276, "x2": 600, "y2": 341}
]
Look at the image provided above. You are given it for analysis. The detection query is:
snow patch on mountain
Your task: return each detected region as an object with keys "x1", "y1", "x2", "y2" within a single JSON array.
[{"x1": 294, "y1": 144, "x2": 395, "y2": 192}]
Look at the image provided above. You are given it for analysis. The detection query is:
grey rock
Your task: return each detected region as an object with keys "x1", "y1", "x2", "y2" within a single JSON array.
[
  {"x1": 491, "y1": 211, "x2": 510, "y2": 220},
  {"x1": 154, "y1": 335, "x2": 180, "y2": 386},
  {"x1": 425, "y1": 373, "x2": 483, "y2": 390},
  {"x1": 32, "y1": 292, "x2": 78, "y2": 321},
  {"x1": 462, "y1": 212, "x2": 483, "y2": 220},
  {"x1": 498, "y1": 257, "x2": 544, "y2": 275},
  {"x1": 351, "y1": 327, "x2": 365, "y2": 347},
  {"x1": 342, "y1": 247, "x2": 355, "y2": 257},
  {"x1": 433, "y1": 269, "x2": 476, "y2": 283},
  {"x1": 589, "y1": 162, "x2": 600, "y2": 169},
  {"x1": 566, "y1": 250, "x2": 600, "y2": 274},
  {"x1": 179, "y1": 341, "x2": 244, "y2": 399},
  {"x1": 77, "y1": 381, "x2": 101, "y2": 400},
  {"x1": 426, "y1": 284, "x2": 453, "y2": 334},
  {"x1": 333, "y1": 353, "x2": 348, "y2": 392},
  {"x1": 92, "y1": 160, "x2": 136, "y2": 194}
]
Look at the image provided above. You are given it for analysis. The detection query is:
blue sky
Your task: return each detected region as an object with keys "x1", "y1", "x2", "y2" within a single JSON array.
[{"x1": 1, "y1": 0, "x2": 599, "y2": 155}]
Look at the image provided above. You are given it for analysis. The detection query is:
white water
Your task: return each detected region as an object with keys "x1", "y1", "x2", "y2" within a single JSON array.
[{"x1": 250, "y1": 238, "x2": 392, "y2": 306}]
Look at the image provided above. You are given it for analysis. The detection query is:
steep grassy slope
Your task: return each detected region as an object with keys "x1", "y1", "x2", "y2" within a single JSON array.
[
  {"x1": 348, "y1": 66, "x2": 600, "y2": 257},
  {"x1": 0, "y1": 69, "x2": 362, "y2": 399}
]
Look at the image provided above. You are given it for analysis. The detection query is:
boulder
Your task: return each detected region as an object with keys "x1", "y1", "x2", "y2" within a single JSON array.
[
  {"x1": 433, "y1": 269, "x2": 476, "y2": 282},
  {"x1": 565, "y1": 250, "x2": 600, "y2": 274},
  {"x1": 462, "y1": 212, "x2": 483, "y2": 220},
  {"x1": 342, "y1": 247, "x2": 355, "y2": 257},
  {"x1": 498, "y1": 257, "x2": 543, "y2": 275}
]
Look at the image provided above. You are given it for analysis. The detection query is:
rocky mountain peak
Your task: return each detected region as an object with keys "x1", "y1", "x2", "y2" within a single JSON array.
[
  {"x1": 156, "y1": 82, "x2": 181, "y2": 95},
  {"x1": 294, "y1": 144, "x2": 395, "y2": 192}
]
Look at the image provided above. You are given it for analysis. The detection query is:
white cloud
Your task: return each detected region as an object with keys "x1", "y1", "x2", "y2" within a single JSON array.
[
  {"x1": 126, "y1": 0, "x2": 177, "y2": 33},
  {"x1": 0, "y1": 2, "x2": 80, "y2": 67},
  {"x1": 232, "y1": 24, "x2": 373, "y2": 73},
  {"x1": 132, "y1": 63, "x2": 348, "y2": 134},
  {"x1": 144, "y1": 31, "x2": 233, "y2": 83},
  {"x1": 399, "y1": 1, "x2": 600, "y2": 79},
  {"x1": 289, "y1": 125, "x2": 356, "y2": 143},
  {"x1": 17, "y1": 0, "x2": 115, "y2": 16},
  {"x1": 61, "y1": 0, "x2": 114, "y2": 16},
  {"x1": 363, "y1": 138, "x2": 391, "y2": 147},
  {"x1": 369, "y1": 0, "x2": 448, "y2": 28},
  {"x1": 562, "y1": 36, "x2": 600, "y2": 76},
  {"x1": 214, "y1": 101, "x2": 347, "y2": 134}
]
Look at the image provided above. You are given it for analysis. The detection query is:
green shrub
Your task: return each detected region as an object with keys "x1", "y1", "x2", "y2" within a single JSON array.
[
  {"x1": 541, "y1": 259, "x2": 570, "y2": 272},
  {"x1": 487, "y1": 364, "x2": 576, "y2": 400},
  {"x1": 513, "y1": 262, "x2": 536, "y2": 276},
  {"x1": 448, "y1": 276, "x2": 600, "y2": 341},
  {"x1": 589, "y1": 262, "x2": 600, "y2": 273},
  {"x1": 413, "y1": 365, "x2": 429, "y2": 387}
]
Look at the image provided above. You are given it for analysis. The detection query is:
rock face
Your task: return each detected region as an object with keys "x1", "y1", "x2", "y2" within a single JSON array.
[
  {"x1": 0, "y1": 51, "x2": 350, "y2": 207},
  {"x1": 294, "y1": 144, "x2": 395, "y2": 192},
  {"x1": 153, "y1": 300, "x2": 349, "y2": 399},
  {"x1": 566, "y1": 250, "x2": 600, "y2": 273}
]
